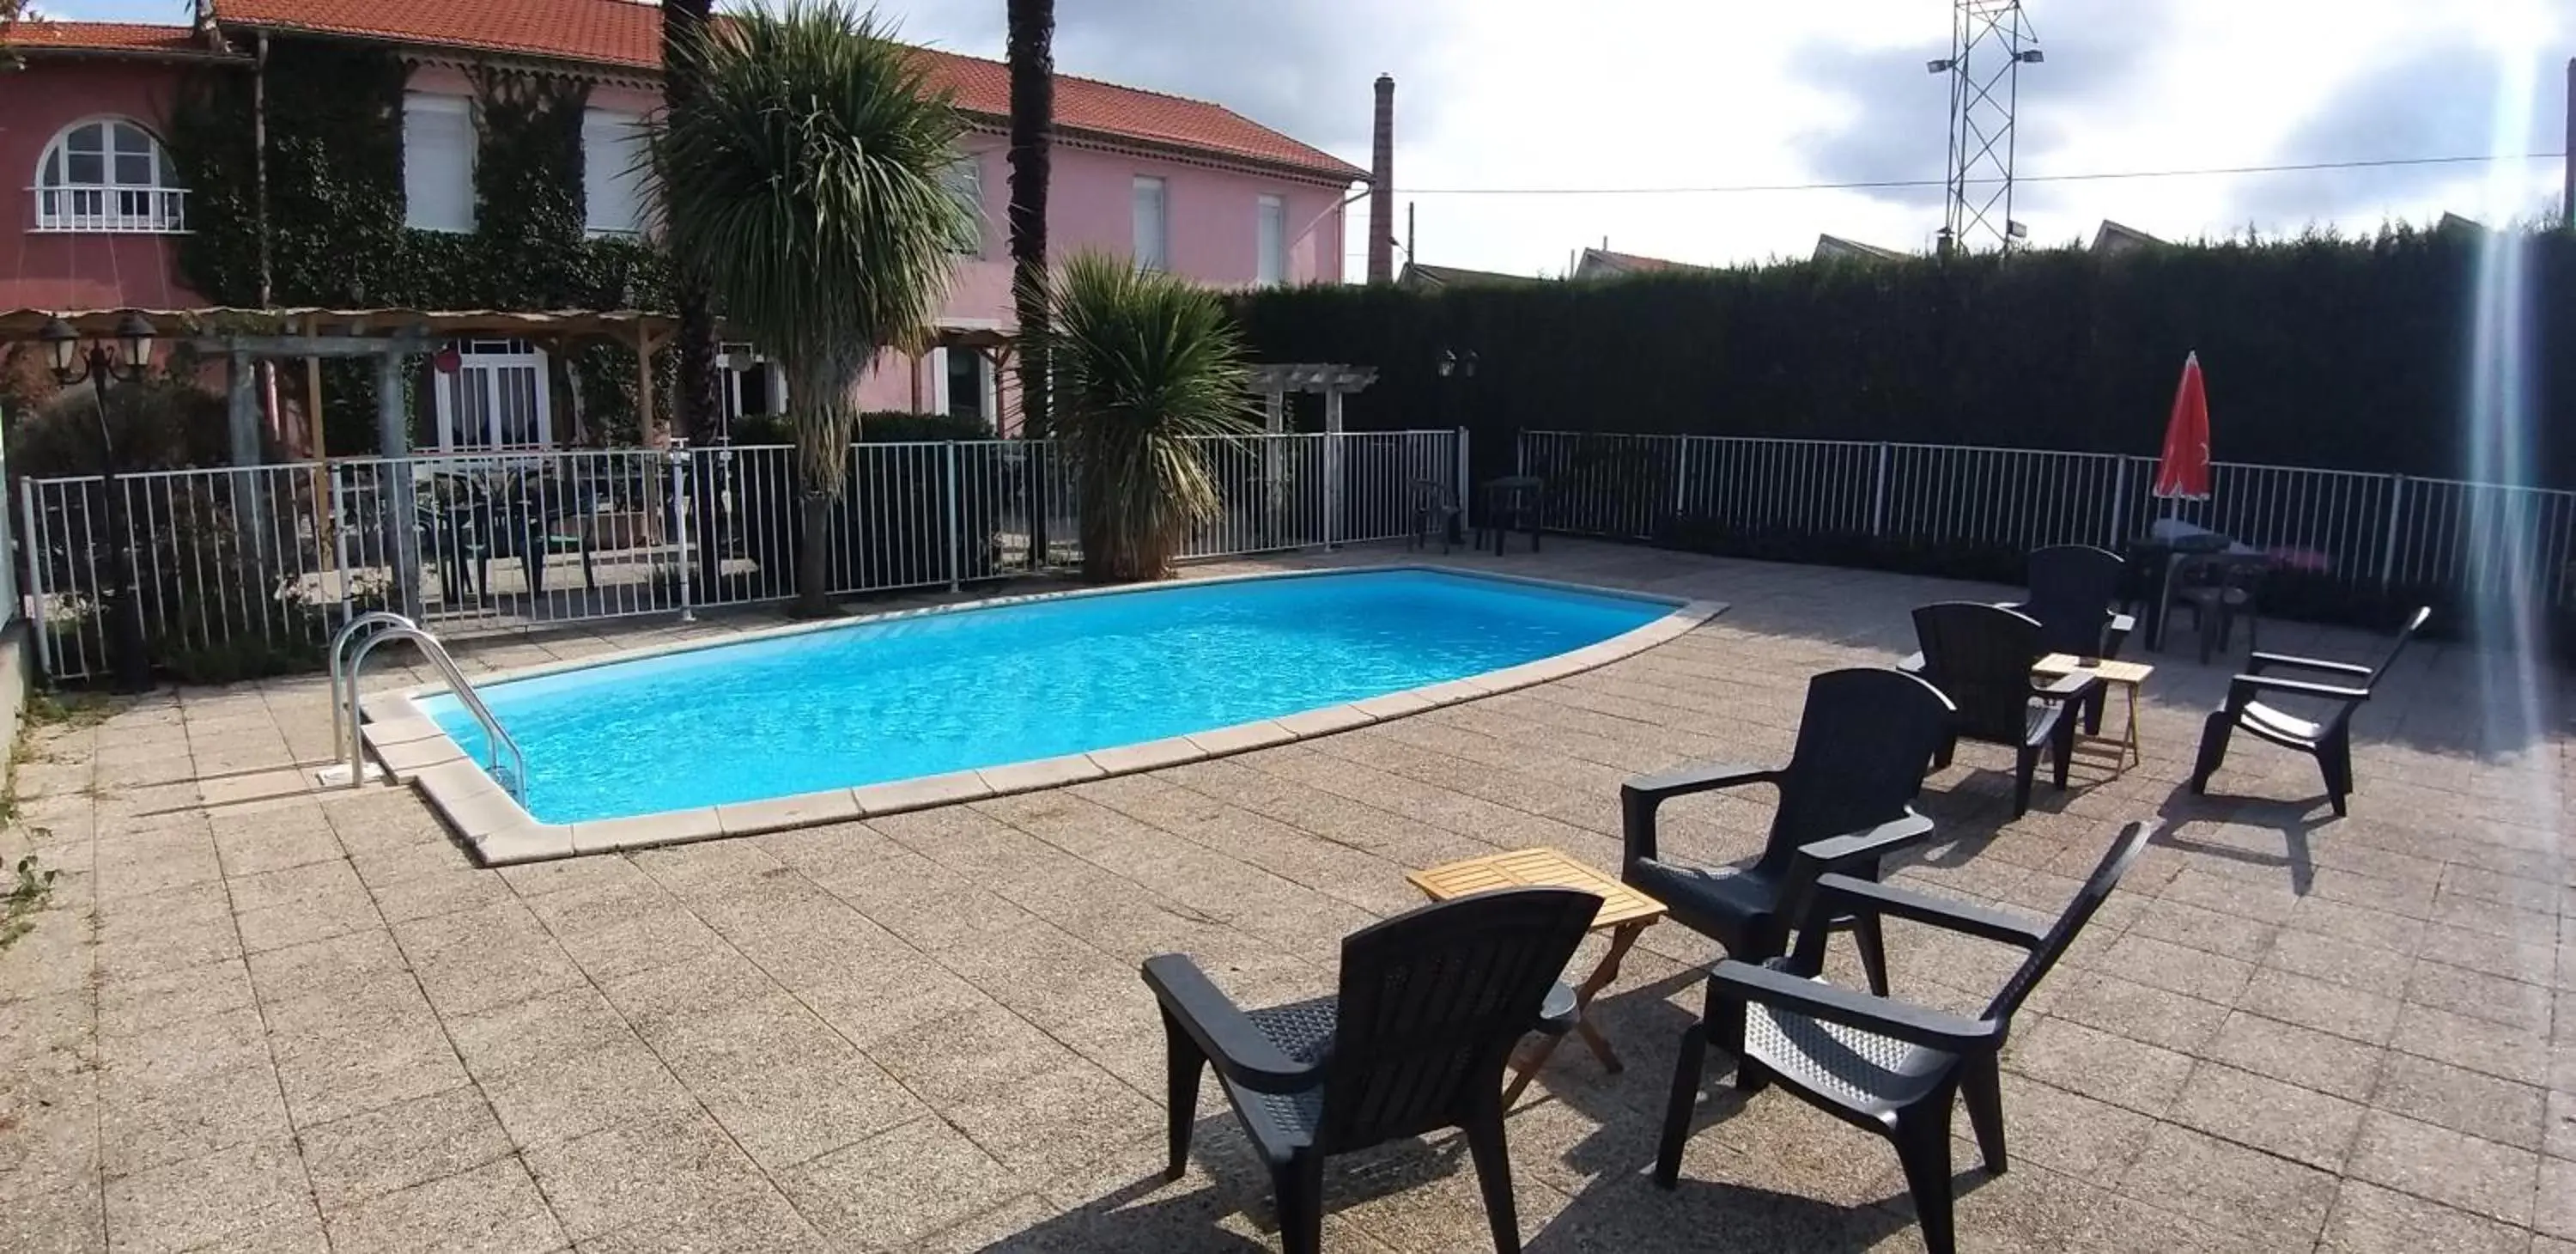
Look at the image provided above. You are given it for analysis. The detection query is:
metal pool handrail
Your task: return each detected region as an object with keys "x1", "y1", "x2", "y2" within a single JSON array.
[
  {"x1": 337, "y1": 624, "x2": 528, "y2": 800},
  {"x1": 329, "y1": 612, "x2": 419, "y2": 764}
]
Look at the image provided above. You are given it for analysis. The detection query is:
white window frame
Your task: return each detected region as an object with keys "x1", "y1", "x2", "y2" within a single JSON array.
[
  {"x1": 1256, "y1": 194, "x2": 1287, "y2": 286},
  {"x1": 942, "y1": 153, "x2": 985, "y2": 257},
  {"x1": 404, "y1": 93, "x2": 477, "y2": 234},
  {"x1": 1132, "y1": 175, "x2": 1169, "y2": 271},
  {"x1": 31, "y1": 117, "x2": 186, "y2": 234},
  {"x1": 581, "y1": 107, "x2": 649, "y2": 238},
  {"x1": 431, "y1": 339, "x2": 553, "y2": 453}
]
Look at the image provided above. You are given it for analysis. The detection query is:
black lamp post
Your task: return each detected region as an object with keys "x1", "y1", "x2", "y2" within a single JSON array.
[
  {"x1": 39, "y1": 312, "x2": 156, "y2": 693},
  {"x1": 1437, "y1": 348, "x2": 1479, "y2": 545}
]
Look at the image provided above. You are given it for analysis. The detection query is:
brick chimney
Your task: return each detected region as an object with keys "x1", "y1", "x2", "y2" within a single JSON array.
[{"x1": 1367, "y1": 74, "x2": 1394, "y2": 284}]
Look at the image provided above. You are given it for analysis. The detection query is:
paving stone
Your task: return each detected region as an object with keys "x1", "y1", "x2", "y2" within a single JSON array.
[
  {"x1": 320, "y1": 1158, "x2": 563, "y2": 1254},
  {"x1": 2345, "y1": 1111, "x2": 2538, "y2": 1227},
  {"x1": 2318, "y1": 1179, "x2": 2535, "y2": 1254},
  {"x1": 2120, "y1": 1122, "x2": 2338, "y2": 1247},
  {"x1": 100, "y1": 1139, "x2": 314, "y2": 1254},
  {"x1": 2172, "y1": 1061, "x2": 2366, "y2": 1169},
  {"x1": 2203, "y1": 1010, "x2": 2388, "y2": 1101},
  {"x1": 521, "y1": 1114, "x2": 770, "y2": 1242},
  {"x1": 298, "y1": 1086, "x2": 512, "y2": 1214},
  {"x1": 2372, "y1": 1051, "x2": 2547, "y2": 1152},
  {"x1": 774, "y1": 1117, "x2": 1019, "y2": 1251}
]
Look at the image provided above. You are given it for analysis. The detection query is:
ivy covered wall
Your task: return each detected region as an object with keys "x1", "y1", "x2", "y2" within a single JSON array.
[{"x1": 163, "y1": 39, "x2": 675, "y2": 454}]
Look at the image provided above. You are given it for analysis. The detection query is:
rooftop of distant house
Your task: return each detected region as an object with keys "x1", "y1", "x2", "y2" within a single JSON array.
[
  {"x1": 3, "y1": 1, "x2": 1363, "y2": 182},
  {"x1": 1573, "y1": 247, "x2": 1710, "y2": 280}
]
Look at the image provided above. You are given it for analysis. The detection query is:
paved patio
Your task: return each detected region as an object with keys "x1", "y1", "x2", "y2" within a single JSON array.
[{"x1": 2, "y1": 540, "x2": 2569, "y2": 1253}]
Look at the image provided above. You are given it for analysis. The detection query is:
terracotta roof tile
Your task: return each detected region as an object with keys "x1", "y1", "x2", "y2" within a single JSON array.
[
  {"x1": 204, "y1": 0, "x2": 1361, "y2": 181},
  {"x1": 1, "y1": 19, "x2": 229, "y2": 57}
]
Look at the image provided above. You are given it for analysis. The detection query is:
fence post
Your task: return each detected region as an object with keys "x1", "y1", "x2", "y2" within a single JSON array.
[
  {"x1": 2378, "y1": 475, "x2": 2407, "y2": 596},
  {"x1": 944, "y1": 441, "x2": 963, "y2": 592},
  {"x1": 21, "y1": 483, "x2": 49, "y2": 679},
  {"x1": 2106, "y1": 457, "x2": 2129, "y2": 549},
  {"x1": 1322, "y1": 392, "x2": 1345, "y2": 550},
  {"x1": 1454, "y1": 428, "x2": 1472, "y2": 534},
  {"x1": 1869, "y1": 441, "x2": 1892, "y2": 536},
  {"x1": 1669, "y1": 438, "x2": 1686, "y2": 524},
  {"x1": 1515, "y1": 429, "x2": 1528, "y2": 478},
  {"x1": 670, "y1": 442, "x2": 696, "y2": 624},
  {"x1": 331, "y1": 463, "x2": 354, "y2": 625}
]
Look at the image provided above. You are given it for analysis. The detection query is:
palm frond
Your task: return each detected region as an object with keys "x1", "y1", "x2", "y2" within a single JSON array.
[{"x1": 1041, "y1": 253, "x2": 1258, "y2": 579}]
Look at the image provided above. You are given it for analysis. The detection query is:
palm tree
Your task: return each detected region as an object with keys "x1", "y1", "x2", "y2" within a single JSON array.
[
  {"x1": 1043, "y1": 253, "x2": 1257, "y2": 581},
  {"x1": 651, "y1": 1, "x2": 967, "y2": 616},
  {"x1": 659, "y1": 0, "x2": 725, "y2": 595},
  {"x1": 1005, "y1": 0, "x2": 1054, "y2": 436}
]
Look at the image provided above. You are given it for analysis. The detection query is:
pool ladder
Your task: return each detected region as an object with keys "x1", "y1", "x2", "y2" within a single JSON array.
[{"x1": 327, "y1": 613, "x2": 527, "y2": 799}]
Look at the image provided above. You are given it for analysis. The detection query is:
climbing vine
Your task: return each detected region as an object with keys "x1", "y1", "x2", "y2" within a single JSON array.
[{"x1": 162, "y1": 38, "x2": 674, "y2": 453}]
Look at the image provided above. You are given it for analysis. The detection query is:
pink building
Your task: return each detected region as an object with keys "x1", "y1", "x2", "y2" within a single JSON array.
[{"x1": 0, "y1": 0, "x2": 1361, "y2": 447}]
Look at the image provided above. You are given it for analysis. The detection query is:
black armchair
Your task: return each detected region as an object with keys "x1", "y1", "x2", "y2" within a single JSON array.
[
  {"x1": 1656, "y1": 821, "x2": 2157, "y2": 1254},
  {"x1": 2005, "y1": 544, "x2": 2136, "y2": 734},
  {"x1": 2190, "y1": 606, "x2": 2428, "y2": 816},
  {"x1": 1904, "y1": 602, "x2": 2099, "y2": 818},
  {"x1": 1622, "y1": 668, "x2": 1956, "y2": 997},
  {"x1": 1142, "y1": 886, "x2": 1600, "y2": 1254}
]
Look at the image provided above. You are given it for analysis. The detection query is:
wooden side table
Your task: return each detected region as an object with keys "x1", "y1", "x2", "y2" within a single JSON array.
[
  {"x1": 1406, "y1": 846, "x2": 1667, "y2": 1105},
  {"x1": 2032, "y1": 653, "x2": 2155, "y2": 767}
]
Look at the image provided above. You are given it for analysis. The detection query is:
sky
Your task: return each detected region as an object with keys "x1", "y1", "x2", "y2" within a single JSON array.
[{"x1": 43, "y1": 0, "x2": 2576, "y2": 277}]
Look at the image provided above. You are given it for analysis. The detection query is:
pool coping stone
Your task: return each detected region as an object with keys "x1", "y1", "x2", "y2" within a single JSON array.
[{"x1": 361, "y1": 563, "x2": 1724, "y2": 864}]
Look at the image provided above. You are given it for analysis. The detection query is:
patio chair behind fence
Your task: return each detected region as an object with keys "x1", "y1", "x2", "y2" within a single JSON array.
[
  {"x1": 1517, "y1": 429, "x2": 2576, "y2": 616},
  {"x1": 16, "y1": 429, "x2": 1467, "y2": 682}
]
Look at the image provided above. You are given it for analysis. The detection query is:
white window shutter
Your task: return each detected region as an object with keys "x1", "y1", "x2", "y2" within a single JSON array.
[
  {"x1": 1133, "y1": 176, "x2": 1168, "y2": 271},
  {"x1": 404, "y1": 94, "x2": 475, "y2": 234},
  {"x1": 584, "y1": 109, "x2": 647, "y2": 236},
  {"x1": 1257, "y1": 195, "x2": 1287, "y2": 285}
]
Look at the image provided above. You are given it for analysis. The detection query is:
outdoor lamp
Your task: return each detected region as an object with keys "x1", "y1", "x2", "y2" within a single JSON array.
[
  {"x1": 2017, "y1": 49, "x2": 2044, "y2": 64},
  {"x1": 39, "y1": 315, "x2": 78, "y2": 380},
  {"x1": 116, "y1": 310, "x2": 156, "y2": 374},
  {"x1": 1926, "y1": 58, "x2": 1953, "y2": 74}
]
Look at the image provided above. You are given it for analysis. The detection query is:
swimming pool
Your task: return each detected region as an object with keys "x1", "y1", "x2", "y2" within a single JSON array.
[{"x1": 395, "y1": 568, "x2": 1711, "y2": 856}]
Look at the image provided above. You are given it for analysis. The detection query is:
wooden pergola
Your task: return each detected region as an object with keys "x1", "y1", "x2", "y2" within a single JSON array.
[
  {"x1": 1247, "y1": 362, "x2": 1377, "y2": 437},
  {"x1": 0, "y1": 307, "x2": 683, "y2": 464}
]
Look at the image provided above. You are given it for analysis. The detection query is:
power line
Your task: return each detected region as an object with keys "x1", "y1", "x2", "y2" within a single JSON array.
[{"x1": 1391, "y1": 151, "x2": 2569, "y2": 197}]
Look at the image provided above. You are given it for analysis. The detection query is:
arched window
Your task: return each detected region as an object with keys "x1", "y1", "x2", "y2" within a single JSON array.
[{"x1": 34, "y1": 119, "x2": 186, "y2": 234}]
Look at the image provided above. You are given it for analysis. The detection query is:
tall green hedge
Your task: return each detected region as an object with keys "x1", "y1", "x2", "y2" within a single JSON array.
[{"x1": 1235, "y1": 223, "x2": 2575, "y2": 485}]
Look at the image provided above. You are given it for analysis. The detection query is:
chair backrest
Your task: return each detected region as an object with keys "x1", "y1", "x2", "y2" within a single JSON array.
[
  {"x1": 1755, "y1": 668, "x2": 1958, "y2": 877},
  {"x1": 1982, "y1": 820, "x2": 2155, "y2": 1022},
  {"x1": 1320, "y1": 887, "x2": 1600, "y2": 1150},
  {"x1": 1409, "y1": 479, "x2": 1455, "y2": 513},
  {"x1": 2367, "y1": 606, "x2": 2432, "y2": 687},
  {"x1": 1910, "y1": 601, "x2": 2044, "y2": 743},
  {"x1": 2021, "y1": 545, "x2": 2123, "y2": 654}
]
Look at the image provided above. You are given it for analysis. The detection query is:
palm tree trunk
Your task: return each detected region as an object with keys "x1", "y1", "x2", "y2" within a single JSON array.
[
  {"x1": 1006, "y1": 0, "x2": 1054, "y2": 558},
  {"x1": 788, "y1": 357, "x2": 860, "y2": 617},
  {"x1": 663, "y1": 0, "x2": 726, "y2": 596}
]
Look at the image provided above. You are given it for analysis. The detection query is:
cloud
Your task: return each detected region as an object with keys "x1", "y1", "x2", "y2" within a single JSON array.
[{"x1": 2229, "y1": 39, "x2": 2554, "y2": 228}]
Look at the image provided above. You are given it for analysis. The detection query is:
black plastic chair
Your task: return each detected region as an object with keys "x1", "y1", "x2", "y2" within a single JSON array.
[
  {"x1": 2005, "y1": 545, "x2": 2136, "y2": 734},
  {"x1": 1905, "y1": 602, "x2": 2099, "y2": 818},
  {"x1": 1477, "y1": 476, "x2": 1543, "y2": 555},
  {"x1": 1656, "y1": 821, "x2": 2157, "y2": 1254},
  {"x1": 1622, "y1": 668, "x2": 1956, "y2": 997},
  {"x1": 1407, "y1": 479, "x2": 1461, "y2": 554},
  {"x1": 2190, "y1": 606, "x2": 2428, "y2": 816},
  {"x1": 1142, "y1": 887, "x2": 1601, "y2": 1254},
  {"x1": 2166, "y1": 552, "x2": 2266, "y2": 665}
]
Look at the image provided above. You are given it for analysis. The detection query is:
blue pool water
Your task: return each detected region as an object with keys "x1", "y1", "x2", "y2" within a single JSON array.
[{"x1": 422, "y1": 569, "x2": 1670, "y2": 824}]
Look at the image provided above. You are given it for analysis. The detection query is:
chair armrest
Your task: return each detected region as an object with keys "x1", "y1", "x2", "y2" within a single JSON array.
[
  {"x1": 1620, "y1": 763, "x2": 1783, "y2": 867},
  {"x1": 2031, "y1": 670, "x2": 2101, "y2": 703},
  {"x1": 1139, "y1": 954, "x2": 1321, "y2": 1094},
  {"x1": 2105, "y1": 612, "x2": 2136, "y2": 652},
  {"x1": 2246, "y1": 651, "x2": 2371, "y2": 679},
  {"x1": 2227, "y1": 673, "x2": 2370, "y2": 704},
  {"x1": 1709, "y1": 959, "x2": 2002, "y2": 1052},
  {"x1": 1536, "y1": 982, "x2": 1578, "y2": 1036},
  {"x1": 1897, "y1": 652, "x2": 1925, "y2": 674},
  {"x1": 1793, "y1": 812, "x2": 1937, "y2": 873},
  {"x1": 1807, "y1": 873, "x2": 2050, "y2": 951}
]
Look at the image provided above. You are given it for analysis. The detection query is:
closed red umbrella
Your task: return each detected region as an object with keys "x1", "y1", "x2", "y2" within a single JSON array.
[{"x1": 2153, "y1": 351, "x2": 2212, "y2": 501}]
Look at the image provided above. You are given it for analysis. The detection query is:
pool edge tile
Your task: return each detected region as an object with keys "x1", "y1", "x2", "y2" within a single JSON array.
[
  {"x1": 474, "y1": 824, "x2": 577, "y2": 865},
  {"x1": 976, "y1": 754, "x2": 1108, "y2": 796},
  {"x1": 1273, "y1": 705, "x2": 1375, "y2": 740},
  {"x1": 1186, "y1": 720, "x2": 1297, "y2": 757},
  {"x1": 852, "y1": 770, "x2": 993, "y2": 818},
  {"x1": 1350, "y1": 691, "x2": 1437, "y2": 720},
  {"x1": 715, "y1": 789, "x2": 865, "y2": 837},
  {"x1": 1085, "y1": 736, "x2": 1209, "y2": 776},
  {"x1": 570, "y1": 809, "x2": 724, "y2": 855}
]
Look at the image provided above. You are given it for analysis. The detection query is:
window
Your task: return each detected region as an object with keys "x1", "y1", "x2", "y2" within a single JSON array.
[
  {"x1": 944, "y1": 348, "x2": 989, "y2": 423},
  {"x1": 582, "y1": 108, "x2": 648, "y2": 236},
  {"x1": 719, "y1": 342, "x2": 782, "y2": 431},
  {"x1": 404, "y1": 94, "x2": 476, "y2": 234},
  {"x1": 431, "y1": 339, "x2": 550, "y2": 452},
  {"x1": 33, "y1": 119, "x2": 185, "y2": 234},
  {"x1": 941, "y1": 153, "x2": 984, "y2": 256},
  {"x1": 1131, "y1": 175, "x2": 1168, "y2": 271},
  {"x1": 1257, "y1": 194, "x2": 1287, "y2": 285}
]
